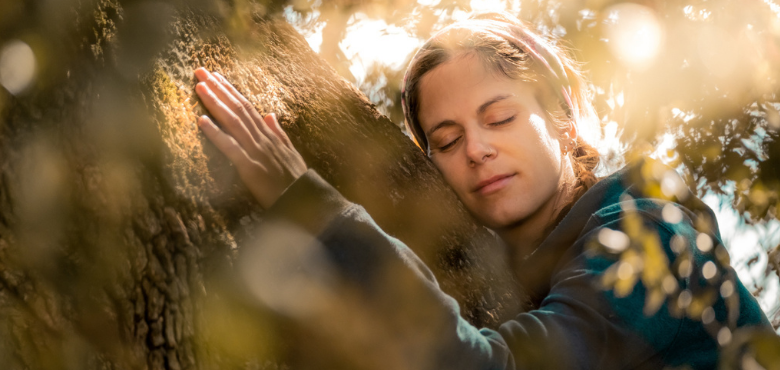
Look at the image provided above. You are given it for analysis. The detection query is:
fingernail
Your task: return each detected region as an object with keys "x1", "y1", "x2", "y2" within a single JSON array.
[{"x1": 198, "y1": 115, "x2": 210, "y2": 127}]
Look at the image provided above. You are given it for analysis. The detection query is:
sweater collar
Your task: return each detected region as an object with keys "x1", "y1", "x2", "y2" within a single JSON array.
[{"x1": 516, "y1": 162, "x2": 635, "y2": 307}]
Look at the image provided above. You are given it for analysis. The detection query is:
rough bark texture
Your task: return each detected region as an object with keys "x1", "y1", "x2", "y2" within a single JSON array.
[{"x1": 0, "y1": 1, "x2": 525, "y2": 369}]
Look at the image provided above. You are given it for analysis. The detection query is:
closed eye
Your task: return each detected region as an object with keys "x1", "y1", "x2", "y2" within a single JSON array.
[
  {"x1": 490, "y1": 115, "x2": 516, "y2": 126},
  {"x1": 438, "y1": 136, "x2": 462, "y2": 152}
]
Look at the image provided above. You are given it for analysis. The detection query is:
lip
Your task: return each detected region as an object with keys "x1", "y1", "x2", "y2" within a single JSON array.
[{"x1": 473, "y1": 173, "x2": 515, "y2": 195}]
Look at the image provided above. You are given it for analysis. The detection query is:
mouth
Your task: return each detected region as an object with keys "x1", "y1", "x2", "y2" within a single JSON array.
[{"x1": 473, "y1": 173, "x2": 516, "y2": 195}]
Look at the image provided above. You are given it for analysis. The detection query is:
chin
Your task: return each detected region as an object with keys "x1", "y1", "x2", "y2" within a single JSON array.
[{"x1": 471, "y1": 201, "x2": 531, "y2": 231}]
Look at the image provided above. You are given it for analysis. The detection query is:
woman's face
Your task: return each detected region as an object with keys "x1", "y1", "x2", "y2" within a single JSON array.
[{"x1": 417, "y1": 53, "x2": 569, "y2": 230}]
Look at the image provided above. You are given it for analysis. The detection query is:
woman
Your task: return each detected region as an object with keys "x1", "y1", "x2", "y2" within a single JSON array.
[{"x1": 193, "y1": 12, "x2": 771, "y2": 370}]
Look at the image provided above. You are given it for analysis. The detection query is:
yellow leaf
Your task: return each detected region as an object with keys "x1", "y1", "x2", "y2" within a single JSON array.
[{"x1": 643, "y1": 287, "x2": 666, "y2": 316}]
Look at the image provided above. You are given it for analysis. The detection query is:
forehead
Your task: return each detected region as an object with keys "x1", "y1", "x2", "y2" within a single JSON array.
[
  {"x1": 421, "y1": 53, "x2": 491, "y2": 92},
  {"x1": 417, "y1": 54, "x2": 538, "y2": 130}
]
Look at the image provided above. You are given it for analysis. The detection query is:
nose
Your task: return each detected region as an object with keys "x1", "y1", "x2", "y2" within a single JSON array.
[{"x1": 465, "y1": 131, "x2": 496, "y2": 167}]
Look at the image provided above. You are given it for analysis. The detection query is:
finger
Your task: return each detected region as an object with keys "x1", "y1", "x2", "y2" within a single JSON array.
[
  {"x1": 194, "y1": 67, "x2": 210, "y2": 82},
  {"x1": 201, "y1": 72, "x2": 265, "y2": 144},
  {"x1": 195, "y1": 82, "x2": 261, "y2": 154},
  {"x1": 197, "y1": 115, "x2": 253, "y2": 167},
  {"x1": 263, "y1": 113, "x2": 293, "y2": 149},
  {"x1": 213, "y1": 72, "x2": 280, "y2": 145}
]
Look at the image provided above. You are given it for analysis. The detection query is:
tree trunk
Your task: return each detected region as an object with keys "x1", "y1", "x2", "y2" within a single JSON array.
[{"x1": 0, "y1": 1, "x2": 525, "y2": 369}]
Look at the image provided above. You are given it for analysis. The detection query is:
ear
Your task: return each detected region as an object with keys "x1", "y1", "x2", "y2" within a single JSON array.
[
  {"x1": 563, "y1": 121, "x2": 579, "y2": 142},
  {"x1": 558, "y1": 122, "x2": 579, "y2": 155}
]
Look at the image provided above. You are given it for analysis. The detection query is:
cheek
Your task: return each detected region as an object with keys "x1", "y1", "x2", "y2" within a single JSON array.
[
  {"x1": 432, "y1": 158, "x2": 459, "y2": 185},
  {"x1": 528, "y1": 113, "x2": 562, "y2": 164},
  {"x1": 528, "y1": 114, "x2": 560, "y2": 157},
  {"x1": 432, "y1": 158, "x2": 473, "y2": 198}
]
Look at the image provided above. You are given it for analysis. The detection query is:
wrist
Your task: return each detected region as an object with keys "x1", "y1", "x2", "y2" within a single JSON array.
[{"x1": 264, "y1": 169, "x2": 352, "y2": 236}]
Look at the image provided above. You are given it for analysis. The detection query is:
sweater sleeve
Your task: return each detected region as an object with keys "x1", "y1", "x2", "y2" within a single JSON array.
[{"x1": 253, "y1": 170, "x2": 674, "y2": 370}]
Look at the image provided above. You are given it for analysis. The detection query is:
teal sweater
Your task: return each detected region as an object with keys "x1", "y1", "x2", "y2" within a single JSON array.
[{"x1": 262, "y1": 162, "x2": 772, "y2": 369}]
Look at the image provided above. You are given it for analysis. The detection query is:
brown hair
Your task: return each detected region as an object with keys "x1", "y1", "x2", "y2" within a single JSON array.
[{"x1": 402, "y1": 12, "x2": 600, "y2": 196}]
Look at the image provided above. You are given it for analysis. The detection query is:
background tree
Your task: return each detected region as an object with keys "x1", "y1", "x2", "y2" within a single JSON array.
[{"x1": 0, "y1": 0, "x2": 525, "y2": 369}]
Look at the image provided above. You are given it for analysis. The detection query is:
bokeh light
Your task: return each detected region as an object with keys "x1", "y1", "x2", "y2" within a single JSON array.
[
  {"x1": 598, "y1": 228, "x2": 630, "y2": 252},
  {"x1": 0, "y1": 39, "x2": 36, "y2": 95},
  {"x1": 239, "y1": 221, "x2": 338, "y2": 319},
  {"x1": 603, "y1": 3, "x2": 664, "y2": 70}
]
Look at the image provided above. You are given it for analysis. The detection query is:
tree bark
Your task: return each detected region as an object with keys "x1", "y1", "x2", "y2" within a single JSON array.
[{"x1": 0, "y1": 1, "x2": 526, "y2": 369}]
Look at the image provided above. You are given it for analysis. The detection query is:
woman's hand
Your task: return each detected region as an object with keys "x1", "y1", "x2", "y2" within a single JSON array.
[{"x1": 194, "y1": 67, "x2": 307, "y2": 209}]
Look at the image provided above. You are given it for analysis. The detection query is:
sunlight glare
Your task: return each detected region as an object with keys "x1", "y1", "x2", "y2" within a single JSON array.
[
  {"x1": 341, "y1": 13, "x2": 422, "y2": 83},
  {"x1": 596, "y1": 120, "x2": 624, "y2": 170},
  {"x1": 604, "y1": 3, "x2": 663, "y2": 70},
  {"x1": 450, "y1": 8, "x2": 471, "y2": 22},
  {"x1": 764, "y1": 0, "x2": 780, "y2": 17},
  {"x1": 697, "y1": 26, "x2": 739, "y2": 79},
  {"x1": 284, "y1": 6, "x2": 325, "y2": 53},
  {"x1": 470, "y1": 0, "x2": 505, "y2": 13},
  {"x1": 649, "y1": 132, "x2": 677, "y2": 164}
]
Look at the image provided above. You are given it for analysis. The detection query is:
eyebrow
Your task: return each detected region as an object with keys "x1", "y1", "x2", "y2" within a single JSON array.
[
  {"x1": 478, "y1": 94, "x2": 512, "y2": 115},
  {"x1": 425, "y1": 94, "x2": 513, "y2": 138}
]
